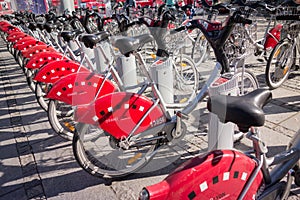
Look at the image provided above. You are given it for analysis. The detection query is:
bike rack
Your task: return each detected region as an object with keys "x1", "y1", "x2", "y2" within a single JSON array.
[{"x1": 208, "y1": 73, "x2": 238, "y2": 150}]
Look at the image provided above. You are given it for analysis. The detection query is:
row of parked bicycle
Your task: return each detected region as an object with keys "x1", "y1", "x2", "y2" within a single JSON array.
[{"x1": 0, "y1": 0, "x2": 299, "y2": 199}]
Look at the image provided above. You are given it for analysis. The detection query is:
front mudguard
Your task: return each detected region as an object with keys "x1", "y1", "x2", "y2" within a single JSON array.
[
  {"x1": 33, "y1": 59, "x2": 90, "y2": 84},
  {"x1": 75, "y1": 92, "x2": 166, "y2": 139},
  {"x1": 145, "y1": 150, "x2": 264, "y2": 200},
  {"x1": 46, "y1": 72, "x2": 116, "y2": 105}
]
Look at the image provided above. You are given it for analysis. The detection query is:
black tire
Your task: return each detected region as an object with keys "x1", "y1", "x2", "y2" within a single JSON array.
[
  {"x1": 26, "y1": 69, "x2": 36, "y2": 92},
  {"x1": 35, "y1": 82, "x2": 51, "y2": 111},
  {"x1": 173, "y1": 55, "x2": 199, "y2": 105},
  {"x1": 72, "y1": 122, "x2": 159, "y2": 178},
  {"x1": 48, "y1": 99, "x2": 75, "y2": 141},
  {"x1": 265, "y1": 40, "x2": 296, "y2": 89},
  {"x1": 191, "y1": 31, "x2": 211, "y2": 67},
  {"x1": 234, "y1": 69, "x2": 259, "y2": 96}
]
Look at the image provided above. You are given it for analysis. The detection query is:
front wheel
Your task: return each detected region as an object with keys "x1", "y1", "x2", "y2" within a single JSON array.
[
  {"x1": 72, "y1": 123, "x2": 159, "y2": 179},
  {"x1": 265, "y1": 40, "x2": 296, "y2": 89}
]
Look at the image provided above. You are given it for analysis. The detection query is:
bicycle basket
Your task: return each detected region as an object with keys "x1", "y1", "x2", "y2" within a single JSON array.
[{"x1": 276, "y1": 7, "x2": 300, "y2": 39}]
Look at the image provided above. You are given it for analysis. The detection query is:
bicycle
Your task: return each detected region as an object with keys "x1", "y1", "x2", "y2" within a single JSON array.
[
  {"x1": 71, "y1": 9, "x2": 257, "y2": 179},
  {"x1": 43, "y1": 9, "x2": 199, "y2": 141},
  {"x1": 265, "y1": 7, "x2": 300, "y2": 89},
  {"x1": 139, "y1": 88, "x2": 300, "y2": 200}
]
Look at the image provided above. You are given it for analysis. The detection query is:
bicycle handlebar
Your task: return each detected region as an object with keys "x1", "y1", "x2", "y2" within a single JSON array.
[{"x1": 276, "y1": 15, "x2": 300, "y2": 20}]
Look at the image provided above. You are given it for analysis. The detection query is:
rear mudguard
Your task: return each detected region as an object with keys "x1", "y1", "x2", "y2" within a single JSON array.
[
  {"x1": 75, "y1": 92, "x2": 166, "y2": 139},
  {"x1": 21, "y1": 45, "x2": 56, "y2": 59},
  {"x1": 46, "y1": 72, "x2": 116, "y2": 105},
  {"x1": 6, "y1": 27, "x2": 21, "y2": 34},
  {"x1": 7, "y1": 32, "x2": 28, "y2": 42},
  {"x1": 33, "y1": 59, "x2": 90, "y2": 84},
  {"x1": 8, "y1": 34, "x2": 31, "y2": 44},
  {"x1": 145, "y1": 150, "x2": 264, "y2": 200},
  {"x1": 25, "y1": 51, "x2": 68, "y2": 69},
  {"x1": 0, "y1": 24, "x2": 15, "y2": 33},
  {"x1": 264, "y1": 24, "x2": 283, "y2": 50},
  {"x1": 13, "y1": 38, "x2": 44, "y2": 51}
]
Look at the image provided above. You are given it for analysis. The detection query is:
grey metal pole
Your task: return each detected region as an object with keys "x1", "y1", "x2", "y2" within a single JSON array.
[
  {"x1": 10, "y1": 0, "x2": 18, "y2": 11},
  {"x1": 60, "y1": 0, "x2": 75, "y2": 14}
]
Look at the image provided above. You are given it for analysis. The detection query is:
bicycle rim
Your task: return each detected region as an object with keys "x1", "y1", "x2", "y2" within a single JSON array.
[
  {"x1": 173, "y1": 55, "x2": 198, "y2": 105},
  {"x1": 73, "y1": 123, "x2": 158, "y2": 178},
  {"x1": 26, "y1": 69, "x2": 36, "y2": 92},
  {"x1": 266, "y1": 41, "x2": 295, "y2": 89},
  {"x1": 191, "y1": 32, "x2": 210, "y2": 67},
  {"x1": 234, "y1": 69, "x2": 259, "y2": 96},
  {"x1": 35, "y1": 82, "x2": 51, "y2": 111},
  {"x1": 48, "y1": 99, "x2": 75, "y2": 141}
]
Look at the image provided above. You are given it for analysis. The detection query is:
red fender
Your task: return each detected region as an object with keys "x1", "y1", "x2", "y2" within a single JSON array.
[
  {"x1": 0, "y1": 21, "x2": 11, "y2": 29},
  {"x1": 264, "y1": 24, "x2": 283, "y2": 50},
  {"x1": 13, "y1": 38, "x2": 44, "y2": 51},
  {"x1": 25, "y1": 51, "x2": 68, "y2": 69},
  {"x1": 7, "y1": 32, "x2": 28, "y2": 42},
  {"x1": 7, "y1": 27, "x2": 22, "y2": 34},
  {"x1": 75, "y1": 92, "x2": 166, "y2": 139},
  {"x1": 33, "y1": 59, "x2": 90, "y2": 84},
  {"x1": 46, "y1": 72, "x2": 116, "y2": 105},
  {"x1": 0, "y1": 24, "x2": 14, "y2": 33},
  {"x1": 144, "y1": 150, "x2": 264, "y2": 200},
  {"x1": 8, "y1": 34, "x2": 32, "y2": 44},
  {"x1": 21, "y1": 45, "x2": 56, "y2": 59}
]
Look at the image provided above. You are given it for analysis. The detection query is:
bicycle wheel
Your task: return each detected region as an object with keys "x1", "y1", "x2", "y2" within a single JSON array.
[
  {"x1": 73, "y1": 122, "x2": 159, "y2": 178},
  {"x1": 26, "y1": 69, "x2": 37, "y2": 92},
  {"x1": 265, "y1": 40, "x2": 296, "y2": 89},
  {"x1": 35, "y1": 82, "x2": 51, "y2": 111},
  {"x1": 48, "y1": 99, "x2": 76, "y2": 141},
  {"x1": 234, "y1": 69, "x2": 259, "y2": 96},
  {"x1": 191, "y1": 31, "x2": 211, "y2": 67},
  {"x1": 173, "y1": 55, "x2": 199, "y2": 105}
]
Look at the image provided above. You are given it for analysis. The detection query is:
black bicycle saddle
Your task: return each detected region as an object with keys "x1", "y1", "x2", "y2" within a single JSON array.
[
  {"x1": 110, "y1": 34, "x2": 154, "y2": 56},
  {"x1": 207, "y1": 88, "x2": 272, "y2": 132}
]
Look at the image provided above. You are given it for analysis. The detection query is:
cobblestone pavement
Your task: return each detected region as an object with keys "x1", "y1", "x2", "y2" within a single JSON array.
[{"x1": 0, "y1": 29, "x2": 299, "y2": 200}]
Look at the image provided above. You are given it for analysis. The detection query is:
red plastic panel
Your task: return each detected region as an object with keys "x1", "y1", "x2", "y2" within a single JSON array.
[
  {"x1": 7, "y1": 32, "x2": 27, "y2": 42},
  {"x1": 46, "y1": 72, "x2": 116, "y2": 105},
  {"x1": 7, "y1": 27, "x2": 22, "y2": 34},
  {"x1": 33, "y1": 59, "x2": 90, "y2": 84},
  {"x1": 13, "y1": 38, "x2": 43, "y2": 51},
  {"x1": 10, "y1": 35, "x2": 35, "y2": 43},
  {"x1": 146, "y1": 149, "x2": 264, "y2": 200},
  {"x1": 25, "y1": 51, "x2": 68, "y2": 69},
  {"x1": 21, "y1": 45, "x2": 56, "y2": 59},
  {"x1": 75, "y1": 92, "x2": 166, "y2": 139},
  {"x1": 264, "y1": 24, "x2": 283, "y2": 50}
]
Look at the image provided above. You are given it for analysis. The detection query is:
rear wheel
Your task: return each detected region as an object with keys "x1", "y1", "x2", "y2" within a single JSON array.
[
  {"x1": 73, "y1": 123, "x2": 159, "y2": 178},
  {"x1": 191, "y1": 31, "x2": 211, "y2": 67},
  {"x1": 173, "y1": 55, "x2": 199, "y2": 106},
  {"x1": 234, "y1": 69, "x2": 259, "y2": 96},
  {"x1": 266, "y1": 40, "x2": 296, "y2": 89}
]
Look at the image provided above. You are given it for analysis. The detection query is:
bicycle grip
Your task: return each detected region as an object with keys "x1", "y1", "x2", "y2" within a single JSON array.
[
  {"x1": 233, "y1": 14, "x2": 252, "y2": 25},
  {"x1": 276, "y1": 15, "x2": 300, "y2": 21}
]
